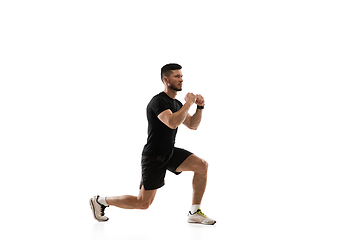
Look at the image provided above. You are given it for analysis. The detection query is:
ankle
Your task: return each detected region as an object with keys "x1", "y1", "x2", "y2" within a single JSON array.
[
  {"x1": 98, "y1": 196, "x2": 109, "y2": 207},
  {"x1": 191, "y1": 204, "x2": 201, "y2": 214}
]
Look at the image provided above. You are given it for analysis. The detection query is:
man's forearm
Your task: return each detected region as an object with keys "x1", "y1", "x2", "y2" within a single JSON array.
[
  {"x1": 169, "y1": 101, "x2": 193, "y2": 128},
  {"x1": 190, "y1": 108, "x2": 203, "y2": 130}
]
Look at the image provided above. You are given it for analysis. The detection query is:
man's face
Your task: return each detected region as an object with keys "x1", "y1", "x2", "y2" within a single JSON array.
[{"x1": 165, "y1": 69, "x2": 183, "y2": 91}]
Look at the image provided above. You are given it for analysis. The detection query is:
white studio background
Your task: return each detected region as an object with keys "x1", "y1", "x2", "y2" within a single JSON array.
[{"x1": 1, "y1": 0, "x2": 359, "y2": 239}]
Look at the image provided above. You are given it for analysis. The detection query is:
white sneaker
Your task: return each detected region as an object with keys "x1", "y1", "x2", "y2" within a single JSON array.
[
  {"x1": 187, "y1": 209, "x2": 216, "y2": 225},
  {"x1": 89, "y1": 195, "x2": 109, "y2": 222}
]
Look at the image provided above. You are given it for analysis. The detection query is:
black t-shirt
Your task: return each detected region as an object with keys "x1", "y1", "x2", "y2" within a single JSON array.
[{"x1": 142, "y1": 92, "x2": 183, "y2": 156}]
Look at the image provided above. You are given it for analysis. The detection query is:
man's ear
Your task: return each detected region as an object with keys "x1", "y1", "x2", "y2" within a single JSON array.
[{"x1": 162, "y1": 76, "x2": 168, "y2": 84}]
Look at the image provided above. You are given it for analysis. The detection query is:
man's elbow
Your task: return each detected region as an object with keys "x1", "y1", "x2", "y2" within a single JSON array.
[
  {"x1": 167, "y1": 120, "x2": 179, "y2": 129},
  {"x1": 189, "y1": 126, "x2": 198, "y2": 130},
  {"x1": 168, "y1": 124, "x2": 178, "y2": 129},
  {"x1": 167, "y1": 116, "x2": 181, "y2": 129}
]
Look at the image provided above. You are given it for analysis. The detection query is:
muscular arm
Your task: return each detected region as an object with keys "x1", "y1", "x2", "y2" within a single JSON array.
[
  {"x1": 183, "y1": 109, "x2": 203, "y2": 130},
  {"x1": 158, "y1": 100, "x2": 194, "y2": 129},
  {"x1": 183, "y1": 93, "x2": 204, "y2": 130}
]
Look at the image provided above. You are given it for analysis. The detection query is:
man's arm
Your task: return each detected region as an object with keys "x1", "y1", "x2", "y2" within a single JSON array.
[
  {"x1": 183, "y1": 94, "x2": 204, "y2": 130},
  {"x1": 158, "y1": 93, "x2": 196, "y2": 129},
  {"x1": 183, "y1": 109, "x2": 203, "y2": 130}
]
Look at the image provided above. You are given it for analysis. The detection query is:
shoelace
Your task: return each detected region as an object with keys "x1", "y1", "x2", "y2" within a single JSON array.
[
  {"x1": 100, "y1": 205, "x2": 107, "y2": 216},
  {"x1": 195, "y1": 209, "x2": 207, "y2": 218}
]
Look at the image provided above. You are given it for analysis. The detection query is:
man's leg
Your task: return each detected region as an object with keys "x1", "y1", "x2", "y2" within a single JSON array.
[
  {"x1": 175, "y1": 154, "x2": 208, "y2": 205},
  {"x1": 175, "y1": 154, "x2": 215, "y2": 225},
  {"x1": 105, "y1": 186, "x2": 157, "y2": 210}
]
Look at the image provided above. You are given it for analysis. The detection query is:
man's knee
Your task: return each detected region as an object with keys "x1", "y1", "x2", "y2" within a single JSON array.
[
  {"x1": 137, "y1": 186, "x2": 156, "y2": 210},
  {"x1": 137, "y1": 195, "x2": 155, "y2": 210},
  {"x1": 203, "y1": 160, "x2": 209, "y2": 172},
  {"x1": 138, "y1": 200, "x2": 152, "y2": 210},
  {"x1": 196, "y1": 159, "x2": 208, "y2": 174}
]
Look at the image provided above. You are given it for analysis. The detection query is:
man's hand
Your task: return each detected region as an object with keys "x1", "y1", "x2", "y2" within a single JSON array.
[
  {"x1": 185, "y1": 92, "x2": 196, "y2": 104},
  {"x1": 195, "y1": 94, "x2": 205, "y2": 106}
]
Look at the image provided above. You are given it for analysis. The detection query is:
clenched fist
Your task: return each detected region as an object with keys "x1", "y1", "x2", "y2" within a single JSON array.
[
  {"x1": 195, "y1": 94, "x2": 205, "y2": 106},
  {"x1": 185, "y1": 92, "x2": 196, "y2": 104}
]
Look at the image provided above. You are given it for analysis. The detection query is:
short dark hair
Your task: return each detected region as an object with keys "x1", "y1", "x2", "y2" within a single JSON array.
[{"x1": 161, "y1": 63, "x2": 182, "y2": 83}]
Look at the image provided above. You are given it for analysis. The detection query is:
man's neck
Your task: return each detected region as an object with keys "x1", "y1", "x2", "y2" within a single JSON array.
[{"x1": 163, "y1": 88, "x2": 177, "y2": 99}]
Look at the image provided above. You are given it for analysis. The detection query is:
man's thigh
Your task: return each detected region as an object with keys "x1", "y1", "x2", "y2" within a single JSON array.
[{"x1": 175, "y1": 154, "x2": 208, "y2": 172}]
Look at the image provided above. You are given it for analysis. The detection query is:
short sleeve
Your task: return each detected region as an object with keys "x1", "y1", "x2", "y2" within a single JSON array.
[{"x1": 150, "y1": 97, "x2": 169, "y2": 116}]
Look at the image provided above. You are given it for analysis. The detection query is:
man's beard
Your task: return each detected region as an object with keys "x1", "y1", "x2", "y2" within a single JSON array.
[{"x1": 168, "y1": 82, "x2": 182, "y2": 91}]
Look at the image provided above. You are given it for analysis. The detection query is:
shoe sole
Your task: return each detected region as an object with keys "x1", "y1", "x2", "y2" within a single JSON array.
[
  {"x1": 89, "y1": 198, "x2": 108, "y2": 222},
  {"x1": 188, "y1": 220, "x2": 216, "y2": 225}
]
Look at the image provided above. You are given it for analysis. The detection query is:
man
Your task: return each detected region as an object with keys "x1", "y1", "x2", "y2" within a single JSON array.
[{"x1": 90, "y1": 63, "x2": 216, "y2": 225}]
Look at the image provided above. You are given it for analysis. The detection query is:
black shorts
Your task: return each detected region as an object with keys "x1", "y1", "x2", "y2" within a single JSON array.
[{"x1": 140, "y1": 147, "x2": 193, "y2": 190}]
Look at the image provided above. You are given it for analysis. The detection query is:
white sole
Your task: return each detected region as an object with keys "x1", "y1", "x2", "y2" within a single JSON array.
[{"x1": 188, "y1": 220, "x2": 216, "y2": 225}]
